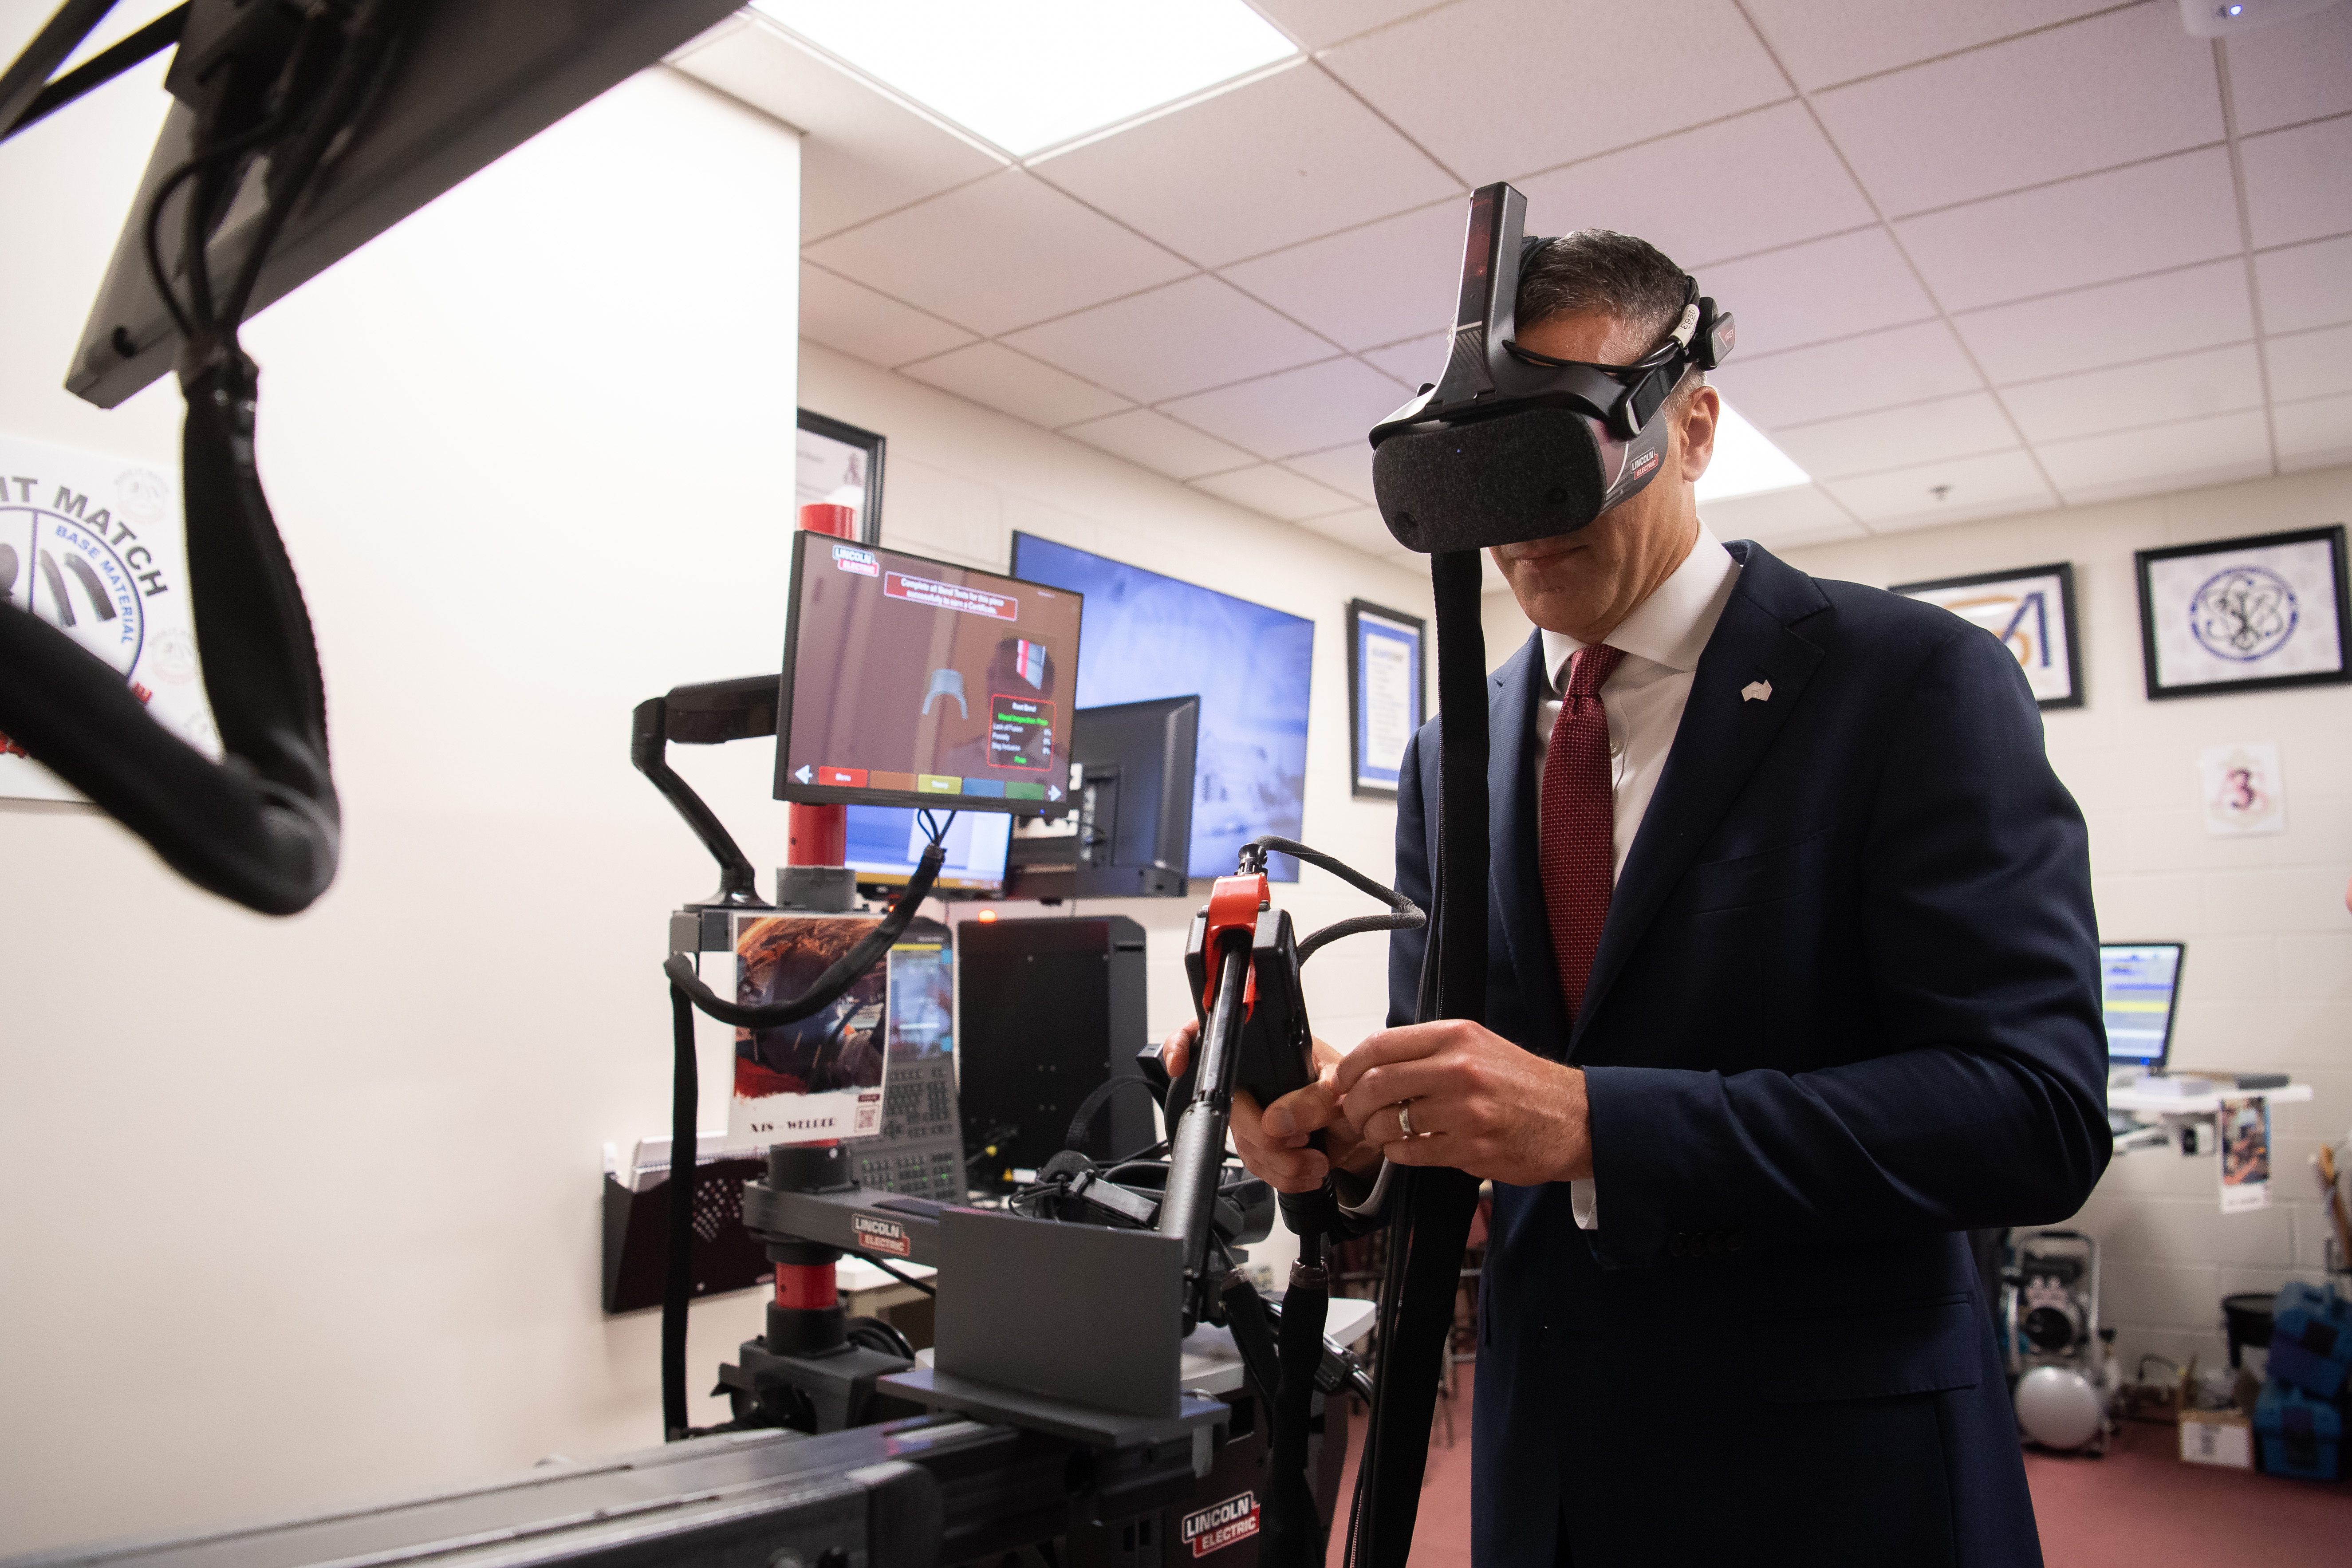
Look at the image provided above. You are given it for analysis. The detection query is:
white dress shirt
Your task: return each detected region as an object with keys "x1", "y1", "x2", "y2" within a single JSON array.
[
  {"x1": 1542, "y1": 523, "x2": 1740, "y2": 1227},
  {"x1": 1341, "y1": 524, "x2": 1741, "y2": 1226}
]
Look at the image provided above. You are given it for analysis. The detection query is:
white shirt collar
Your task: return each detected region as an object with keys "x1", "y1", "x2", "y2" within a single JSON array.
[{"x1": 1541, "y1": 522, "x2": 1741, "y2": 693}]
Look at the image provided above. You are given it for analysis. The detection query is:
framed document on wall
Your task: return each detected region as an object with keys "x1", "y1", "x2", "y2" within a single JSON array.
[
  {"x1": 1347, "y1": 600, "x2": 1425, "y2": 799},
  {"x1": 1891, "y1": 561, "x2": 2083, "y2": 709},
  {"x1": 2134, "y1": 525, "x2": 2348, "y2": 700},
  {"x1": 796, "y1": 409, "x2": 885, "y2": 544}
]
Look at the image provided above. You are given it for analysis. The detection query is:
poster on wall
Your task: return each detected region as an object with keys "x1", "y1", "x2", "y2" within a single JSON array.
[
  {"x1": 0, "y1": 433, "x2": 217, "y2": 802},
  {"x1": 2197, "y1": 740, "x2": 2287, "y2": 836},
  {"x1": 796, "y1": 409, "x2": 885, "y2": 544},
  {"x1": 1347, "y1": 599, "x2": 1425, "y2": 798},
  {"x1": 2135, "y1": 525, "x2": 2348, "y2": 700},
  {"x1": 727, "y1": 911, "x2": 889, "y2": 1149},
  {"x1": 2218, "y1": 1097, "x2": 2272, "y2": 1214},
  {"x1": 1890, "y1": 562, "x2": 2082, "y2": 709}
]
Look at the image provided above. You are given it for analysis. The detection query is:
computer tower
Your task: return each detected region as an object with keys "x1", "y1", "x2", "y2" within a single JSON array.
[{"x1": 955, "y1": 915, "x2": 1154, "y2": 1189}]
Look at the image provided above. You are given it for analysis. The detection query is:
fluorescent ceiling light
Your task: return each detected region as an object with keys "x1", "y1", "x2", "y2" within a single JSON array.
[
  {"x1": 1696, "y1": 401, "x2": 1810, "y2": 502},
  {"x1": 750, "y1": 1, "x2": 1299, "y2": 157}
]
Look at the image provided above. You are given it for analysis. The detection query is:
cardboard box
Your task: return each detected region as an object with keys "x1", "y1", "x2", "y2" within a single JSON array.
[{"x1": 2179, "y1": 1408, "x2": 2254, "y2": 1469}]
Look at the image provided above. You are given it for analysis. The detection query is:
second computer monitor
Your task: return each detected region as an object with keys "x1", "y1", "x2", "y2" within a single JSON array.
[
  {"x1": 2100, "y1": 942, "x2": 2185, "y2": 1070},
  {"x1": 1070, "y1": 696, "x2": 1199, "y2": 898}
]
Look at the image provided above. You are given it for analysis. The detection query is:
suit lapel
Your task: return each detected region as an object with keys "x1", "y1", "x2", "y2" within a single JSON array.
[
  {"x1": 1485, "y1": 631, "x2": 1571, "y2": 1052},
  {"x1": 1569, "y1": 544, "x2": 1829, "y2": 1058}
]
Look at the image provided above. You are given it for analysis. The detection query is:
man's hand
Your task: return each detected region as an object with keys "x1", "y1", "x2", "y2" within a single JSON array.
[
  {"x1": 1156, "y1": 1021, "x2": 1382, "y2": 1195},
  {"x1": 1332, "y1": 1020, "x2": 1592, "y2": 1187}
]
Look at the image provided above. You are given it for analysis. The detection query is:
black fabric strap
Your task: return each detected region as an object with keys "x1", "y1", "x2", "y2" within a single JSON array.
[{"x1": 662, "y1": 981, "x2": 698, "y2": 1440}]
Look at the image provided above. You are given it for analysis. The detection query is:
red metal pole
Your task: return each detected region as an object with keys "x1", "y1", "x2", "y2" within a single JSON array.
[{"x1": 787, "y1": 504, "x2": 855, "y2": 869}]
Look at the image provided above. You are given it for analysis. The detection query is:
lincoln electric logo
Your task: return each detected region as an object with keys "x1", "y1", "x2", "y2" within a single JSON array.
[
  {"x1": 849, "y1": 1212, "x2": 910, "y2": 1257},
  {"x1": 1180, "y1": 1491, "x2": 1259, "y2": 1557},
  {"x1": 832, "y1": 544, "x2": 880, "y2": 576}
]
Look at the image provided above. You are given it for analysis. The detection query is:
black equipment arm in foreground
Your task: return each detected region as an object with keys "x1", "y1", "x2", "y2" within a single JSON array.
[
  {"x1": 630, "y1": 674, "x2": 781, "y2": 910},
  {"x1": 1, "y1": 2, "x2": 186, "y2": 143}
]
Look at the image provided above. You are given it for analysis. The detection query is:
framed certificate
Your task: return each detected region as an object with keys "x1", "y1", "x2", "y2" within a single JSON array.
[
  {"x1": 1891, "y1": 561, "x2": 2083, "y2": 709},
  {"x1": 2134, "y1": 525, "x2": 2348, "y2": 700},
  {"x1": 1347, "y1": 599, "x2": 1425, "y2": 799}
]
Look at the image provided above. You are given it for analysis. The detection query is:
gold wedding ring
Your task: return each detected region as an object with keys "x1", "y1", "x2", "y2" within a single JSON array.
[{"x1": 1397, "y1": 1100, "x2": 1416, "y2": 1139}]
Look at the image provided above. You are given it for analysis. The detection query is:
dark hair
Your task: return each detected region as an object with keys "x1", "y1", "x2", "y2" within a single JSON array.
[{"x1": 1516, "y1": 229, "x2": 1690, "y2": 354}]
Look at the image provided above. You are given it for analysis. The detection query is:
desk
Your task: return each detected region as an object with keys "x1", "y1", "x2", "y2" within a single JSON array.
[{"x1": 2110, "y1": 1083, "x2": 2313, "y2": 1116}]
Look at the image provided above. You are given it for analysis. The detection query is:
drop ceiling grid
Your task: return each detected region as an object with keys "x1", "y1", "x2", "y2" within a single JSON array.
[{"x1": 694, "y1": 1, "x2": 2352, "y2": 546}]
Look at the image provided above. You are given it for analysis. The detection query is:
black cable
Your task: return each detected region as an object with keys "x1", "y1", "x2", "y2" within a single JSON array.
[
  {"x1": 663, "y1": 842, "x2": 946, "y2": 1028},
  {"x1": 1246, "y1": 834, "x2": 1425, "y2": 965},
  {"x1": 661, "y1": 982, "x2": 697, "y2": 1441},
  {"x1": 1, "y1": 2, "x2": 184, "y2": 143},
  {"x1": 857, "y1": 1253, "x2": 936, "y2": 1298}
]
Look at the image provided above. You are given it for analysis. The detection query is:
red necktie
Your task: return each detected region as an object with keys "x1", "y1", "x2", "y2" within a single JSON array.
[{"x1": 1540, "y1": 643, "x2": 1625, "y2": 1022}]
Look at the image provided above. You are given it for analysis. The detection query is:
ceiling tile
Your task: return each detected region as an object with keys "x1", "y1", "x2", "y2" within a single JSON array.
[
  {"x1": 1031, "y1": 63, "x2": 1459, "y2": 269},
  {"x1": 1698, "y1": 229, "x2": 1937, "y2": 357},
  {"x1": 1953, "y1": 259, "x2": 2255, "y2": 384},
  {"x1": 1292, "y1": 505, "x2": 1403, "y2": 557},
  {"x1": 1320, "y1": 0, "x2": 1787, "y2": 185},
  {"x1": 1158, "y1": 357, "x2": 1412, "y2": 459},
  {"x1": 1190, "y1": 464, "x2": 1357, "y2": 521},
  {"x1": 2239, "y1": 114, "x2": 2352, "y2": 250},
  {"x1": 1709, "y1": 320, "x2": 1985, "y2": 429},
  {"x1": 1822, "y1": 449, "x2": 2055, "y2": 526},
  {"x1": 1218, "y1": 201, "x2": 1464, "y2": 351},
  {"x1": 2273, "y1": 391, "x2": 2352, "y2": 472},
  {"x1": 2252, "y1": 232, "x2": 2352, "y2": 334},
  {"x1": 1999, "y1": 345, "x2": 2266, "y2": 444},
  {"x1": 804, "y1": 170, "x2": 1192, "y2": 336},
  {"x1": 1771, "y1": 392, "x2": 2020, "y2": 481},
  {"x1": 2222, "y1": 6, "x2": 2352, "y2": 134},
  {"x1": 1283, "y1": 443, "x2": 1377, "y2": 504},
  {"x1": 1245, "y1": 0, "x2": 1461, "y2": 51},
  {"x1": 1697, "y1": 485, "x2": 1864, "y2": 549},
  {"x1": 898, "y1": 342, "x2": 1131, "y2": 428},
  {"x1": 1811, "y1": 7, "x2": 2222, "y2": 218},
  {"x1": 1894, "y1": 148, "x2": 2242, "y2": 312},
  {"x1": 1000, "y1": 275, "x2": 1334, "y2": 403},
  {"x1": 1740, "y1": 0, "x2": 2118, "y2": 92},
  {"x1": 2265, "y1": 323, "x2": 2352, "y2": 404},
  {"x1": 798, "y1": 261, "x2": 976, "y2": 367},
  {"x1": 1363, "y1": 331, "x2": 1449, "y2": 384},
  {"x1": 1060, "y1": 408, "x2": 1257, "y2": 481},
  {"x1": 1510, "y1": 102, "x2": 1875, "y2": 272},
  {"x1": 671, "y1": 20, "x2": 1004, "y2": 240},
  {"x1": 2034, "y1": 409, "x2": 2273, "y2": 504}
]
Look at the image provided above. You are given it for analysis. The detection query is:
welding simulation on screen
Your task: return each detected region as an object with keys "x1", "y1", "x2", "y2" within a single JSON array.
[
  {"x1": 2100, "y1": 942, "x2": 2184, "y2": 1070},
  {"x1": 776, "y1": 534, "x2": 1082, "y2": 814}
]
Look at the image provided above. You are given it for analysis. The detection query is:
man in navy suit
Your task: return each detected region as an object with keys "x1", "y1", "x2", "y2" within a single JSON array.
[{"x1": 1168, "y1": 231, "x2": 2109, "y2": 1564}]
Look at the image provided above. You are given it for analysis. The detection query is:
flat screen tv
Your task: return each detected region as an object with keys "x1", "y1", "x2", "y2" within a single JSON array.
[{"x1": 1011, "y1": 533, "x2": 1312, "y2": 880}]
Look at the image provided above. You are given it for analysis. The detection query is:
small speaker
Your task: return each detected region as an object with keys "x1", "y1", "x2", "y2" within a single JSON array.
[{"x1": 1371, "y1": 405, "x2": 1606, "y2": 554}]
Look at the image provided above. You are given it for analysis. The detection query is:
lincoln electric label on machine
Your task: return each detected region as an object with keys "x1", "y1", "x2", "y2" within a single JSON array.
[
  {"x1": 1180, "y1": 1491, "x2": 1260, "y2": 1558},
  {"x1": 849, "y1": 1212, "x2": 911, "y2": 1257},
  {"x1": 0, "y1": 433, "x2": 217, "y2": 803},
  {"x1": 728, "y1": 913, "x2": 889, "y2": 1146}
]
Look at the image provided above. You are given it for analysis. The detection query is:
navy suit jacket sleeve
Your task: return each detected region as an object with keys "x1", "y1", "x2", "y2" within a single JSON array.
[{"x1": 1387, "y1": 587, "x2": 2108, "y2": 1269}]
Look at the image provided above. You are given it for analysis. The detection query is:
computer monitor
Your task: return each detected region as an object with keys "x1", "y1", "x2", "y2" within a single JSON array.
[
  {"x1": 776, "y1": 533, "x2": 1083, "y2": 816},
  {"x1": 1069, "y1": 696, "x2": 1200, "y2": 898},
  {"x1": 846, "y1": 806, "x2": 1012, "y2": 894},
  {"x1": 1009, "y1": 532, "x2": 1312, "y2": 880},
  {"x1": 2099, "y1": 942, "x2": 2185, "y2": 1070}
]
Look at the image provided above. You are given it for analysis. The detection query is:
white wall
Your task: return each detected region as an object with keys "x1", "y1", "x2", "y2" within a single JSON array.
[
  {"x1": 0, "y1": 47, "x2": 804, "y2": 1553},
  {"x1": 799, "y1": 344, "x2": 1438, "y2": 1223},
  {"x1": 1778, "y1": 467, "x2": 2352, "y2": 1375}
]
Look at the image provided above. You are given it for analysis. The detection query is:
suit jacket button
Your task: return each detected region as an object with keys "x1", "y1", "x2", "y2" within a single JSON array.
[
  {"x1": 1726, "y1": 1230, "x2": 1746, "y2": 1253},
  {"x1": 1667, "y1": 1234, "x2": 1687, "y2": 1258}
]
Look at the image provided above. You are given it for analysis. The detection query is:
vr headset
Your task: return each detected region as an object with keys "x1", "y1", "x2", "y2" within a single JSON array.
[{"x1": 1368, "y1": 181, "x2": 1735, "y2": 554}]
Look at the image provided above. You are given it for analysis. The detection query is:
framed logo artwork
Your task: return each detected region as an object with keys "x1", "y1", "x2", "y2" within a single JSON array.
[{"x1": 2134, "y1": 525, "x2": 2348, "y2": 700}]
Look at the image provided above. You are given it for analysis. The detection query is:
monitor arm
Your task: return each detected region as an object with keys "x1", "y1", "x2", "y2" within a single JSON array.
[{"x1": 629, "y1": 674, "x2": 778, "y2": 910}]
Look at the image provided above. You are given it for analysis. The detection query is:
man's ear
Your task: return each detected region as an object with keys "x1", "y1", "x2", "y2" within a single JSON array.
[{"x1": 1677, "y1": 382, "x2": 1720, "y2": 482}]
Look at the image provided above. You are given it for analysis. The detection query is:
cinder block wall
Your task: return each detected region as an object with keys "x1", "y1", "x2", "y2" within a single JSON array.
[{"x1": 1780, "y1": 464, "x2": 2352, "y2": 1378}]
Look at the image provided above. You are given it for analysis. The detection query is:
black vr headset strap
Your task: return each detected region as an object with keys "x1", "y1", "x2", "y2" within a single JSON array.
[{"x1": 1347, "y1": 548, "x2": 1488, "y2": 1568}]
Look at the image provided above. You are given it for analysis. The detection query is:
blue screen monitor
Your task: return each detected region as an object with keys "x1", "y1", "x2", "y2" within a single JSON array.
[
  {"x1": 1010, "y1": 533, "x2": 1314, "y2": 880},
  {"x1": 2099, "y1": 942, "x2": 2184, "y2": 1069},
  {"x1": 846, "y1": 806, "x2": 1012, "y2": 894}
]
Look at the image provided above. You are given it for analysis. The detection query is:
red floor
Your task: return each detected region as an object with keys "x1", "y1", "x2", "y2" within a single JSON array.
[{"x1": 1327, "y1": 1368, "x2": 2352, "y2": 1568}]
